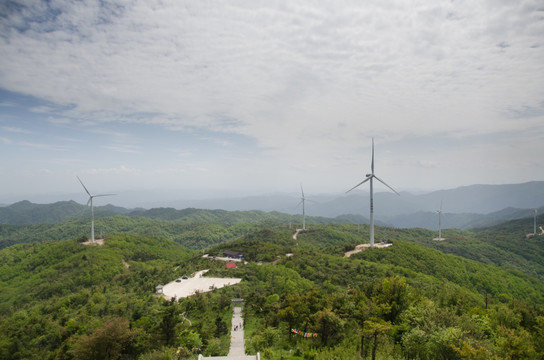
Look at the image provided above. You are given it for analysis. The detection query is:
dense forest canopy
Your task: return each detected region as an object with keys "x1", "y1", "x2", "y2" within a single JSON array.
[{"x1": 0, "y1": 212, "x2": 543, "y2": 359}]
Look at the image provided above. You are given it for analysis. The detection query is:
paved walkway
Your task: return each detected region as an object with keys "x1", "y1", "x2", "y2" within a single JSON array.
[
  {"x1": 227, "y1": 307, "x2": 248, "y2": 358},
  {"x1": 199, "y1": 306, "x2": 258, "y2": 360}
]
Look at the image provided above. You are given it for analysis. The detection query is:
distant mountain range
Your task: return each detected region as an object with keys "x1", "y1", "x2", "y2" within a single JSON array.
[
  {"x1": 1, "y1": 181, "x2": 543, "y2": 230},
  {"x1": 168, "y1": 181, "x2": 544, "y2": 216}
]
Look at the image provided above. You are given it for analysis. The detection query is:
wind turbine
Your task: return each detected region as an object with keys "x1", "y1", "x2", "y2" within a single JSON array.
[
  {"x1": 77, "y1": 176, "x2": 115, "y2": 243},
  {"x1": 296, "y1": 184, "x2": 312, "y2": 230},
  {"x1": 346, "y1": 138, "x2": 399, "y2": 246},
  {"x1": 534, "y1": 209, "x2": 538, "y2": 235},
  {"x1": 435, "y1": 201, "x2": 444, "y2": 240}
]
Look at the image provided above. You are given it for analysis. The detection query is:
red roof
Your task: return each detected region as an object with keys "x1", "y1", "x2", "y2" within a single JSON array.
[{"x1": 226, "y1": 262, "x2": 237, "y2": 268}]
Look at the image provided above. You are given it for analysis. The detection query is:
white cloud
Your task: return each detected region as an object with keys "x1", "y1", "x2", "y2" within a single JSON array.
[
  {"x1": 85, "y1": 165, "x2": 141, "y2": 176},
  {"x1": 47, "y1": 117, "x2": 73, "y2": 125},
  {"x1": 103, "y1": 144, "x2": 140, "y2": 154},
  {"x1": 1, "y1": 126, "x2": 32, "y2": 134},
  {"x1": 0, "y1": 136, "x2": 13, "y2": 144},
  {"x1": 0, "y1": 101, "x2": 18, "y2": 107},
  {"x1": 0, "y1": 0, "x2": 542, "y2": 195},
  {"x1": 18, "y1": 141, "x2": 70, "y2": 151}
]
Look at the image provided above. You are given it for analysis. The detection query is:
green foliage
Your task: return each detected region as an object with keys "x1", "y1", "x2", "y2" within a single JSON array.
[
  {"x1": 352, "y1": 240, "x2": 544, "y2": 304},
  {"x1": 0, "y1": 200, "x2": 121, "y2": 225},
  {"x1": 0, "y1": 207, "x2": 355, "y2": 250},
  {"x1": 70, "y1": 317, "x2": 138, "y2": 360},
  {"x1": 214, "y1": 316, "x2": 228, "y2": 337},
  {"x1": 497, "y1": 326, "x2": 539, "y2": 359},
  {"x1": 1, "y1": 214, "x2": 543, "y2": 359},
  {"x1": 296, "y1": 225, "x2": 363, "y2": 249}
]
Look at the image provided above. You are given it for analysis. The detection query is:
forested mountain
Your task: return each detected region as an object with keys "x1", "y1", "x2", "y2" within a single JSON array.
[
  {"x1": 1, "y1": 198, "x2": 541, "y2": 235},
  {"x1": 2, "y1": 181, "x2": 543, "y2": 231},
  {"x1": 0, "y1": 201, "x2": 359, "y2": 227},
  {"x1": 385, "y1": 206, "x2": 544, "y2": 230},
  {"x1": 1, "y1": 214, "x2": 543, "y2": 359},
  {"x1": 0, "y1": 200, "x2": 130, "y2": 225},
  {"x1": 127, "y1": 207, "x2": 357, "y2": 226},
  {"x1": 0, "y1": 215, "x2": 252, "y2": 250},
  {"x1": 0, "y1": 212, "x2": 363, "y2": 250},
  {"x1": 134, "y1": 181, "x2": 544, "y2": 216}
]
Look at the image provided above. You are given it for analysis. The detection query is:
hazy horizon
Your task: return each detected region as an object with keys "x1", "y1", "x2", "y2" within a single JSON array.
[
  {"x1": 1, "y1": 184, "x2": 434, "y2": 208},
  {"x1": 1, "y1": 180, "x2": 542, "y2": 211},
  {"x1": 1, "y1": 1, "x2": 543, "y2": 200}
]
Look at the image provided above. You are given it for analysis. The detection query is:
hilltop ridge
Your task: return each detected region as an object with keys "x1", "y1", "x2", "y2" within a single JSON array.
[{"x1": 2, "y1": 184, "x2": 543, "y2": 231}]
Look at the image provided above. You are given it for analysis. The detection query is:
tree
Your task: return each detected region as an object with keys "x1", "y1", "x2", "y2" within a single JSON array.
[
  {"x1": 361, "y1": 318, "x2": 391, "y2": 360},
  {"x1": 178, "y1": 329, "x2": 202, "y2": 356},
  {"x1": 159, "y1": 300, "x2": 181, "y2": 346},
  {"x1": 214, "y1": 316, "x2": 228, "y2": 337},
  {"x1": 533, "y1": 316, "x2": 544, "y2": 357},
  {"x1": 402, "y1": 327, "x2": 429, "y2": 359},
  {"x1": 428, "y1": 326, "x2": 464, "y2": 360},
  {"x1": 70, "y1": 317, "x2": 137, "y2": 360},
  {"x1": 497, "y1": 326, "x2": 538, "y2": 360},
  {"x1": 372, "y1": 276, "x2": 409, "y2": 323},
  {"x1": 277, "y1": 305, "x2": 296, "y2": 338},
  {"x1": 314, "y1": 308, "x2": 344, "y2": 346},
  {"x1": 451, "y1": 343, "x2": 495, "y2": 360}
]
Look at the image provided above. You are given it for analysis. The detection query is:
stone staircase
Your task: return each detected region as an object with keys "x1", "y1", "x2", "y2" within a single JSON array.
[{"x1": 198, "y1": 304, "x2": 259, "y2": 360}]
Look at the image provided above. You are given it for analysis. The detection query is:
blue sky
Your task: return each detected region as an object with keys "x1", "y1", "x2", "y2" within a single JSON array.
[{"x1": 1, "y1": 0, "x2": 543, "y2": 205}]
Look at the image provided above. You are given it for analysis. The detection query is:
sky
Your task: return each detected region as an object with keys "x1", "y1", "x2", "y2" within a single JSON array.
[{"x1": 1, "y1": 0, "x2": 543, "y2": 205}]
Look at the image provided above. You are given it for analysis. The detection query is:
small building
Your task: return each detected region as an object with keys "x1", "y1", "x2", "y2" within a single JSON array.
[
  {"x1": 155, "y1": 285, "x2": 164, "y2": 294},
  {"x1": 226, "y1": 262, "x2": 237, "y2": 268},
  {"x1": 223, "y1": 250, "x2": 243, "y2": 258}
]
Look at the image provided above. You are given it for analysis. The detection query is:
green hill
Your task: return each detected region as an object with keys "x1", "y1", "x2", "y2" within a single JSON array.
[
  {"x1": 0, "y1": 200, "x2": 128, "y2": 225},
  {"x1": 0, "y1": 201, "x2": 354, "y2": 227},
  {"x1": 0, "y1": 234, "x2": 260, "y2": 360},
  {"x1": 393, "y1": 217, "x2": 544, "y2": 281},
  {"x1": 0, "y1": 210, "x2": 357, "y2": 250},
  {"x1": 1, "y1": 214, "x2": 544, "y2": 359},
  {"x1": 0, "y1": 215, "x2": 272, "y2": 250},
  {"x1": 207, "y1": 231, "x2": 544, "y2": 359}
]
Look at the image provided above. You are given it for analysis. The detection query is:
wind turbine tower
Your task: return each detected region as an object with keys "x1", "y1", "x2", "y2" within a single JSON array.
[
  {"x1": 346, "y1": 138, "x2": 399, "y2": 246},
  {"x1": 434, "y1": 201, "x2": 445, "y2": 241},
  {"x1": 535, "y1": 209, "x2": 538, "y2": 235},
  {"x1": 77, "y1": 176, "x2": 115, "y2": 243},
  {"x1": 297, "y1": 184, "x2": 311, "y2": 230}
]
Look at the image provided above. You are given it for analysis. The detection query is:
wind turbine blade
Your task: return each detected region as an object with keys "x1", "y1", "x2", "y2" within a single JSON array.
[
  {"x1": 77, "y1": 176, "x2": 91, "y2": 196},
  {"x1": 346, "y1": 177, "x2": 371, "y2": 193},
  {"x1": 295, "y1": 200, "x2": 303, "y2": 209},
  {"x1": 300, "y1": 183, "x2": 305, "y2": 199},
  {"x1": 93, "y1": 194, "x2": 116, "y2": 198},
  {"x1": 86, "y1": 198, "x2": 91, "y2": 206},
  {"x1": 371, "y1": 137, "x2": 375, "y2": 174},
  {"x1": 373, "y1": 175, "x2": 400, "y2": 196}
]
